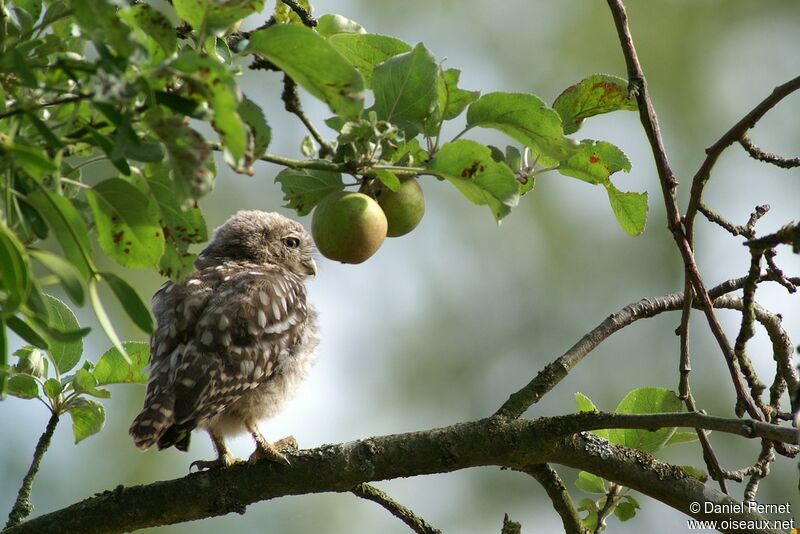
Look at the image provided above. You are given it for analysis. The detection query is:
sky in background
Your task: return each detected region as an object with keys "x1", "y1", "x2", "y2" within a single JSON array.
[{"x1": 2, "y1": 1, "x2": 799, "y2": 532}]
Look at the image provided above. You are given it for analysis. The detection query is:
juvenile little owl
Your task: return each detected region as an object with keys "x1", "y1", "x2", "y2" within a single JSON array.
[{"x1": 129, "y1": 210, "x2": 318, "y2": 469}]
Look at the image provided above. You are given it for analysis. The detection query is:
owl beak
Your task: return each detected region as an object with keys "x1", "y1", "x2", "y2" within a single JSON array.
[{"x1": 302, "y1": 259, "x2": 317, "y2": 278}]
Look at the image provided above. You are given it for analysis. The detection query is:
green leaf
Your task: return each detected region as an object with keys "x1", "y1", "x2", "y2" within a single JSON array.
[
  {"x1": 248, "y1": 24, "x2": 365, "y2": 120},
  {"x1": 68, "y1": 0, "x2": 134, "y2": 56},
  {"x1": 94, "y1": 341, "x2": 150, "y2": 385},
  {"x1": 173, "y1": 0, "x2": 205, "y2": 30},
  {"x1": 374, "y1": 169, "x2": 401, "y2": 192},
  {"x1": 7, "y1": 316, "x2": 49, "y2": 350},
  {"x1": 575, "y1": 392, "x2": 599, "y2": 413},
  {"x1": 7, "y1": 374, "x2": 39, "y2": 399},
  {"x1": 605, "y1": 183, "x2": 648, "y2": 237},
  {"x1": 145, "y1": 165, "x2": 207, "y2": 280},
  {"x1": 680, "y1": 465, "x2": 708, "y2": 482},
  {"x1": 7, "y1": 143, "x2": 58, "y2": 180},
  {"x1": 88, "y1": 278, "x2": 127, "y2": 362},
  {"x1": 26, "y1": 189, "x2": 94, "y2": 279},
  {"x1": 435, "y1": 68, "x2": 479, "y2": 123},
  {"x1": 372, "y1": 43, "x2": 438, "y2": 135},
  {"x1": 175, "y1": 0, "x2": 264, "y2": 35},
  {"x1": 275, "y1": 168, "x2": 345, "y2": 216},
  {"x1": 553, "y1": 74, "x2": 637, "y2": 135},
  {"x1": 28, "y1": 249, "x2": 85, "y2": 306},
  {"x1": 558, "y1": 140, "x2": 631, "y2": 185},
  {"x1": 150, "y1": 118, "x2": 216, "y2": 206},
  {"x1": 328, "y1": 33, "x2": 411, "y2": 87},
  {"x1": 67, "y1": 398, "x2": 105, "y2": 443},
  {"x1": 85, "y1": 178, "x2": 165, "y2": 269},
  {"x1": 238, "y1": 96, "x2": 271, "y2": 161},
  {"x1": 608, "y1": 387, "x2": 683, "y2": 453},
  {"x1": 316, "y1": 14, "x2": 366, "y2": 37},
  {"x1": 466, "y1": 92, "x2": 568, "y2": 164},
  {"x1": 43, "y1": 377, "x2": 63, "y2": 399},
  {"x1": 43, "y1": 294, "x2": 83, "y2": 374},
  {"x1": 575, "y1": 471, "x2": 606, "y2": 494},
  {"x1": 125, "y1": 3, "x2": 177, "y2": 57},
  {"x1": 578, "y1": 498, "x2": 599, "y2": 531},
  {"x1": 171, "y1": 52, "x2": 247, "y2": 166},
  {"x1": 72, "y1": 368, "x2": 111, "y2": 398},
  {"x1": 0, "y1": 221, "x2": 32, "y2": 316},
  {"x1": 427, "y1": 140, "x2": 519, "y2": 221},
  {"x1": 100, "y1": 271, "x2": 154, "y2": 333},
  {"x1": 614, "y1": 495, "x2": 640, "y2": 522},
  {"x1": 575, "y1": 392, "x2": 609, "y2": 440},
  {"x1": 664, "y1": 431, "x2": 700, "y2": 446}
]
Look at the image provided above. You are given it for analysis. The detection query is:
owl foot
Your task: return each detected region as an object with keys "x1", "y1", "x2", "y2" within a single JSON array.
[
  {"x1": 248, "y1": 436, "x2": 297, "y2": 466},
  {"x1": 189, "y1": 451, "x2": 238, "y2": 472}
]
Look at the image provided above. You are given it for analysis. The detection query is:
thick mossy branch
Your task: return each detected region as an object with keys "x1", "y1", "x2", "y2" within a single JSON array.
[{"x1": 3, "y1": 415, "x2": 791, "y2": 534}]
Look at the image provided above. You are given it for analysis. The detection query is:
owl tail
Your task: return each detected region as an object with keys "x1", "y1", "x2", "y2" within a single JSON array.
[{"x1": 129, "y1": 393, "x2": 175, "y2": 450}]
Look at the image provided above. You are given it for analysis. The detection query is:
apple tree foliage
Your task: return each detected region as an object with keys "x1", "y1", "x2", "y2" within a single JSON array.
[{"x1": 0, "y1": 0, "x2": 655, "y2": 529}]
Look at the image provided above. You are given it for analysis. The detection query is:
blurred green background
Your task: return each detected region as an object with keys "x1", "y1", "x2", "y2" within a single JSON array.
[{"x1": 2, "y1": 1, "x2": 799, "y2": 532}]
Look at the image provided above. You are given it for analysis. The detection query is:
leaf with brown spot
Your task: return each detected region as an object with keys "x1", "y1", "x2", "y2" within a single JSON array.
[
  {"x1": 85, "y1": 178, "x2": 165, "y2": 269},
  {"x1": 553, "y1": 74, "x2": 637, "y2": 135}
]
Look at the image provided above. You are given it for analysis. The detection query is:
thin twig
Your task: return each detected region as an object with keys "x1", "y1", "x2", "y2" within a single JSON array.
[
  {"x1": 732, "y1": 250, "x2": 768, "y2": 416},
  {"x1": 496, "y1": 276, "x2": 758, "y2": 419},
  {"x1": 698, "y1": 203, "x2": 768, "y2": 239},
  {"x1": 281, "y1": 75, "x2": 335, "y2": 157},
  {"x1": 605, "y1": 0, "x2": 763, "y2": 421},
  {"x1": 279, "y1": 0, "x2": 317, "y2": 26},
  {"x1": 594, "y1": 483, "x2": 621, "y2": 534},
  {"x1": 5, "y1": 413, "x2": 59, "y2": 528},
  {"x1": 0, "y1": 94, "x2": 92, "y2": 121},
  {"x1": 685, "y1": 74, "x2": 800, "y2": 236},
  {"x1": 350, "y1": 483, "x2": 441, "y2": 534},
  {"x1": 683, "y1": 394, "x2": 728, "y2": 494},
  {"x1": 501, "y1": 514, "x2": 522, "y2": 534},
  {"x1": 525, "y1": 465, "x2": 585, "y2": 534},
  {"x1": 739, "y1": 135, "x2": 800, "y2": 169},
  {"x1": 743, "y1": 441, "x2": 775, "y2": 503},
  {"x1": 747, "y1": 222, "x2": 800, "y2": 251}
]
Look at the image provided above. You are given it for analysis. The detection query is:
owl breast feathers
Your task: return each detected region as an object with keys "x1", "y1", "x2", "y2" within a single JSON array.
[{"x1": 129, "y1": 211, "x2": 318, "y2": 462}]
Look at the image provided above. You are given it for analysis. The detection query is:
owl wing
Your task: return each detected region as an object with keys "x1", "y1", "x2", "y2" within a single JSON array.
[{"x1": 130, "y1": 264, "x2": 308, "y2": 451}]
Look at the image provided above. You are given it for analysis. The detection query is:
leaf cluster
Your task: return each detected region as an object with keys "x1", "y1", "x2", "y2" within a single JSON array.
[{"x1": 573, "y1": 387, "x2": 704, "y2": 531}]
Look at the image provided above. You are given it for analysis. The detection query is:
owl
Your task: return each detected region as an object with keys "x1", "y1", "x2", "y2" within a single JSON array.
[{"x1": 129, "y1": 210, "x2": 319, "y2": 469}]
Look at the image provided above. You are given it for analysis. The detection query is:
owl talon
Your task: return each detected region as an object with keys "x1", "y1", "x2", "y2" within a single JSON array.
[
  {"x1": 249, "y1": 443, "x2": 291, "y2": 465},
  {"x1": 190, "y1": 452, "x2": 237, "y2": 472},
  {"x1": 274, "y1": 435, "x2": 299, "y2": 452}
]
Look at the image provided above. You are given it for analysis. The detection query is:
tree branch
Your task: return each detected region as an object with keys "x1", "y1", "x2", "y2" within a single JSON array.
[
  {"x1": 524, "y1": 464, "x2": 585, "y2": 534},
  {"x1": 495, "y1": 274, "x2": 762, "y2": 419},
  {"x1": 3, "y1": 415, "x2": 792, "y2": 534},
  {"x1": 604, "y1": 0, "x2": 763, "y2": 421},
  {"x1": 685, "y1": 75, "x2": 800, "y2": 235},
  {"x1": 739, "y1": 135, "x2": 800, "y2": 169},
  {"x1": 350, "y1": 483, "x2": 441, "y2": 534},
  {"x1": 5, "y1": 413, "x2": 59, "y2": 528}
]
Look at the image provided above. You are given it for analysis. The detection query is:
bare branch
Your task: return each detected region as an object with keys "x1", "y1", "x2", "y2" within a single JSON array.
[
  {"x1": 350, "y1": 483, "x2": 441, "y2": 534},
  {"x1": 496, "y1": 275, "x2": 764, "y2": 419},
  {"x1": 604, "y1": 0, "x2": 764, "y2": 421},
  {"x1": 5, "y1": 413, "x2": 59, "y2": 528},
  {"x1": 685, "y1": 74, "x2": 800, "y2": 235},
  {"x1": 739, "y1": 135, "x2": 800, "y2": 169},
  {"x1": 524, "y1": 465, "x2": 585, "y2": 534}
]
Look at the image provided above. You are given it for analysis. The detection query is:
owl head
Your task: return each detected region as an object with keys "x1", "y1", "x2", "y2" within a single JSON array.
[{"x1": 196, "y1": 210, "x2": 316, "y2": 277}]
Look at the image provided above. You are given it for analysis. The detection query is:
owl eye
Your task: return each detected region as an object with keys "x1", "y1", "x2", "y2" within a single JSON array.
[{"x1": 284, "y1": 237, "x2": 300, "y2": 249}]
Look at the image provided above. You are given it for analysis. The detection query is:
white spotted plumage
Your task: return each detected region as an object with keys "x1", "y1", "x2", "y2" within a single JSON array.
[{"x1": 129, "y1": 211, "x2": 318, "y2": 467}]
